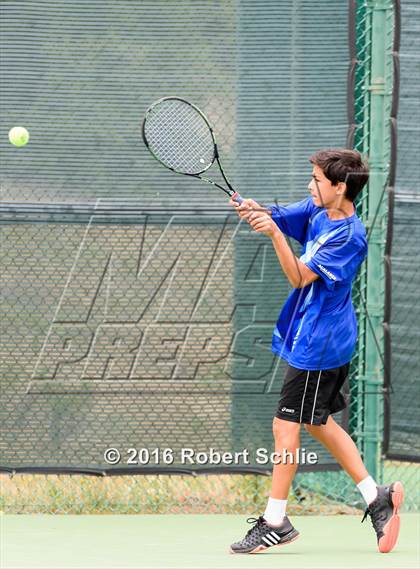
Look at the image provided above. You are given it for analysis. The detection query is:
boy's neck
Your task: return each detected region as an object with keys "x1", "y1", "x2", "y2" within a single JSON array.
[{"x1": 325, "y1": 198, "x2": 355, "y2": 221}]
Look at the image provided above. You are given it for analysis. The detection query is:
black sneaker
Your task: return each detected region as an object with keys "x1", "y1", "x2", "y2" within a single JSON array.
[
  {"x1": 361, "y1": 481, "x2": 404, "y2": 553},
  {"x1": 230, "y1": 515, "x2": 299, "y2": 554}
]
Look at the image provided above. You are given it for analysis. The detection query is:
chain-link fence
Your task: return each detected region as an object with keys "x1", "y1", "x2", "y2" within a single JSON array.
[
  {"x1": 380, "y1": 0, "x2": 420, "y2": 511},
  {"x1": 383, "y1": 0, "x2": 420, "y2": 463},
  {"x1": 350, "y1": 0, "x2": 419, "y2": 512},
  {"x1": 1, "y1": 207, "x2": 360, "y2": 513},
  {"x1": 1, "y1": 0, "x2": 418, "y2": 515}
]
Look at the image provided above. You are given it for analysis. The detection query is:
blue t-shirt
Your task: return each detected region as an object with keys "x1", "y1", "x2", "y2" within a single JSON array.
[{"x1": 269, "y1": 196, "x2": 368, "y2": 370}]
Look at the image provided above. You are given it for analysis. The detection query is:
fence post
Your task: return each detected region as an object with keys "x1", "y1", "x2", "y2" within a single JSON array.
[{"x1": 358, "y1": 0, "x2": 395, "y2": 481}]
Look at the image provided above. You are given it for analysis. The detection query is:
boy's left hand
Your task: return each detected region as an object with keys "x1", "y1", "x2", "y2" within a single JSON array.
[{"x1": 248, "y1": 210, "x2": 279, "y2": 238}]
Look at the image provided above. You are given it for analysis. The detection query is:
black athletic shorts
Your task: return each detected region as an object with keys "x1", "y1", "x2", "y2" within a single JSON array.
[{"x1": 275, "y1": 362, "x2": 350, "y2": 426}]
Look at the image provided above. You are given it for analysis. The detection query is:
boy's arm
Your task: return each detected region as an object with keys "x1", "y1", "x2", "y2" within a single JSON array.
[
  {"x1": 237, "y1": 202, "x2": 367, "y2": 290},
  {"x1": 230, "y1": 196, "x2": 316, "y2": 246},
  {"x1": 270, "y1": 230, "x2": 319, "y2": 288},
  {"x1": 243, "y1": 208, "x2": 319, "y2": 289},
  {"x1": 269, "y1": 197, "x2": 317, "y2": 245},
  {"x1": 304, "y1": 235, "x2": 367, "y2": 290}
]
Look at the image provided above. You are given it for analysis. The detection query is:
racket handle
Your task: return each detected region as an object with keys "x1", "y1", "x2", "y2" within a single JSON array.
[{"x1": 231, "y1": 191, "x2": 243, "y2": 205}]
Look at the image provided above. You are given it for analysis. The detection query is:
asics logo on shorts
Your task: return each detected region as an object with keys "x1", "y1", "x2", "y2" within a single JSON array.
[{"x1": 281, "y1": 407, "x2": 295, "y2": 414}]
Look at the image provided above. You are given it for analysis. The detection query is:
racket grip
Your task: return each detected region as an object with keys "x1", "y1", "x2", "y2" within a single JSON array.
[{"x1": 231, "y1": 192, "x2": 243, "y2": 205}]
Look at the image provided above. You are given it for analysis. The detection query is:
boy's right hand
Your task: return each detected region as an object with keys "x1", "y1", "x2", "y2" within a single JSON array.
[{"x1": 229, "y1": 197, "x2": 271, "y2": 221}]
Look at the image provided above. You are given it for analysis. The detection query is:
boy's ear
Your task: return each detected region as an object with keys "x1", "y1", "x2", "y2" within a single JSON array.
[{"x1": 336, "y1": 181, "x2": 347, "y2": 196}]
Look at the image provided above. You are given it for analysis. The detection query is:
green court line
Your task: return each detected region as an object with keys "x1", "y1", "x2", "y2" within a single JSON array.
[{"x1": 1, "y1": 514, "x2": 418, "y2": 569}]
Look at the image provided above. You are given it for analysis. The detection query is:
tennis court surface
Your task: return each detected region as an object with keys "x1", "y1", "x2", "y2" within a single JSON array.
[{"x1": 2, "y1": 514, "x2": 419, "y2": 569}]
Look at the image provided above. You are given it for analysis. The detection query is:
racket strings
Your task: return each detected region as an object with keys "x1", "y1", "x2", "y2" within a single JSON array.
[
  {"x1": 147, "y1": 102, "x2": 212, "y2": 171},
  {"x1": 144, "y1": 99, "x2": 215, "y2": 174}
]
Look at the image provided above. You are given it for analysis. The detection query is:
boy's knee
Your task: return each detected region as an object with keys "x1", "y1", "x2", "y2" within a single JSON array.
[{"x1": 272, "y1": 417, "x2": 300, "y2": 445}]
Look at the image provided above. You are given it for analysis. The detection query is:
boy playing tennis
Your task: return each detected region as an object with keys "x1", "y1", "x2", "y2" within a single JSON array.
[{"x1": 229, "y1": 149, "x2": 404, "y2": 555}]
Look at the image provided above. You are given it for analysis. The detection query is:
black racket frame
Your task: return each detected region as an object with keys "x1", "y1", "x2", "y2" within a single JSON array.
[{"x1": 142, "y1": 96, "x2": 242, "y2": 202}]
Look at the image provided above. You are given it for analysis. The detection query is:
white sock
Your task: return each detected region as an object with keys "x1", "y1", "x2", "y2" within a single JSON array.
[
  {"x1": 263, "y1": 497, "x2": 287, "y2": 526},
  {"x1": 357, "y1": 475, "x2": 378, "y2": 506}
]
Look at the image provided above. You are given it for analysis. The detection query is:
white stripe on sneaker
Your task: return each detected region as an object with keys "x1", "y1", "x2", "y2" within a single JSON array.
[
  {"x1": 262, "y1": 536, "x2": 275, "y2": 546},
  {"x1": 299, "y1": 371, "x2": 310, "y2": 422},
  {"x1": 264, "y1": 533, "x2": 278, "y2": 545},
  {"x1": 269, "y1": 531, "x2": 280, "y2": 543},
  {"x1": 310, "y1": 370, "x2": 322, "y2": 424}
]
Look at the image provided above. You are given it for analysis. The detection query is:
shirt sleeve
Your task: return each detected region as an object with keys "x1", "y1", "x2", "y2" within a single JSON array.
[
  {"x1": 304, "y1": 234, "x2": 367, "y2": 291},
  {"x1": 269, "y1": 197, "x2": 317, "y2": 245}
]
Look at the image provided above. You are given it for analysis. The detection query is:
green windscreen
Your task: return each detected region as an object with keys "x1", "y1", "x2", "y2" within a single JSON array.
[
  {"x1": 0, "y1": 1, "x2": 349, "y2": 207},
  {"x1": 1, "y1": 1, "x2": 350, "y2": 473},
  {"x1": 387, "y1": 0, "x2": 420, "y2": 461}
]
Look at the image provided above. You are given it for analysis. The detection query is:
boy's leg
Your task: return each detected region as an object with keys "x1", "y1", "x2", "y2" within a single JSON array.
[
  {"x1": 270, "y1": 417, "x2": 301, "y2": 498},
  {"x1": 304, "y1": 415, "x2": 368, "y2": 484},
  {"x1": 262, "y1": 418, "x2": 301, "y2": 526},
  {"x1": 229, "y1": 417, "x2": 301, "y2": 554},
  {"x1": 305, "y1": 415, "x2": 404, "y2": 553}
]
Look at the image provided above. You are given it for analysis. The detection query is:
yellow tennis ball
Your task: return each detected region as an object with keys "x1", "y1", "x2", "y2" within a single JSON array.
[{"x1": 8, "y1": 126, "x2": 30, "y2": 147}]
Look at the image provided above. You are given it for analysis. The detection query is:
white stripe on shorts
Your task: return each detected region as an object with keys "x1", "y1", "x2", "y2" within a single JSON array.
[
  {"x1": 299, "y1": 370, "x2": 310, "y2": 423},
  {"x1": 310, "y1": 370, "x2": 322, "y2": 424}
]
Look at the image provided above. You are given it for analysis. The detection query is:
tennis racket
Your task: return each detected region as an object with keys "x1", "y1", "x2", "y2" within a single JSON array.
[{"x1": 142, "y1": 96, "x2": 243, "y2": 204}]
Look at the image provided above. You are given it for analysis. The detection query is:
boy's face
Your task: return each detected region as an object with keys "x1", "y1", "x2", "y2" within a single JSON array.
[{"x1": 308, "y1": 164, "x2": 344, "y2": 207}]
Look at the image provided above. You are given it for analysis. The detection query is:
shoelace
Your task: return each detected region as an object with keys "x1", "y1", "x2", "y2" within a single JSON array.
[
  {"x1": 361, "y1": 506, "x2": 383, "y2": 532},
  {"x1": 245, "y1": 516, "x2": 265, "y2": 536},
  {"x1": 361, "y1": 508, "x2": 371, "y2": 524}
]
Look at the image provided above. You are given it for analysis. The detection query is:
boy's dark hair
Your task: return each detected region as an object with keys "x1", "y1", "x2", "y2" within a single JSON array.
[{"x1": 309, "y1": 148, "x2": 369, "y2": 202}]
